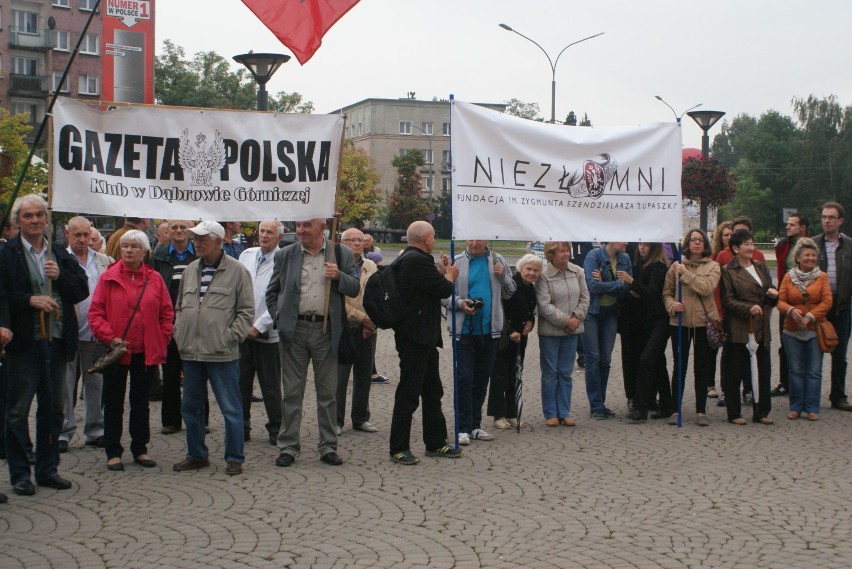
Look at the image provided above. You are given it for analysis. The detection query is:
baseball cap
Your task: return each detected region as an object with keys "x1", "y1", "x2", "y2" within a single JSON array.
[{"x1": 188, "y1": 221, "x2": 225, "y2": 239}]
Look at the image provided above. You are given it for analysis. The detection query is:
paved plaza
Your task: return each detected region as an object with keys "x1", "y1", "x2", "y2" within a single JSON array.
[{"x1": 1, "y1": 318, "x2": 851, "y2": 568}]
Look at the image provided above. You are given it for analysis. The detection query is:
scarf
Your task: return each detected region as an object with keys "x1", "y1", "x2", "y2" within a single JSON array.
[{"x1": 789, "y1": 266, "x2": 821, "y2": 295}]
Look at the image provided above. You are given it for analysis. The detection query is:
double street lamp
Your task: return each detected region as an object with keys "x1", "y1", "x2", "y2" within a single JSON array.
[
  {"x1": 233, "y1": 52, "x2": 291, "y2": 111},
  {"x1": 687, "y1": 109, "x2": 726, "y2": 231},
  {"x1": 499, "y1": 23, "x2": 604, "y2": 124}
]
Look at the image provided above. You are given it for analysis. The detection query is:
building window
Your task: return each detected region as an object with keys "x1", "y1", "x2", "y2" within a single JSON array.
[
  {"x1": 399, "y1": 121, "x2": 411, "y2": 135},
  {"x1": 79, "y1": 75, "x2": 99, "y2": 95},
  {"x1": 422, "y1": 148, "x2": 433, "y2": 164},
  {"x1": 81, "y1": 34, "x2": 99, "y2": 55},
  {"x1": 357, "y1": 122, "x2": 362, "y2": 136},
  {"x1": 11, "y1": 102, "x2": 39, "y2": 123},
  {"x1": 53, "y1": 0, "x2": 71, "y2": 7},
  {"x1": 13, "y1": 11, "x2": 38, "y2": 34},
  {"x1": 423, "y1": 176, "x2": 434, "y2": 193},
  {"x1": 421, "y1": 122, "x2": 433, "y2": 135},
  {"x1": 79, "y1": 0, "x2": 97, "y2": 11},
  {"x1": 442, "y1": 149, "x2": 451, "y2": 170},
  {"x1": 54, "y1": 30, "x2": 71, "y2": 51},
  {"x1": 399, "y1": 148, "x2": 412, "y2": 157},
  {"x1": 52, "y1": 73, "x2": 69, "y2": 93},
  {"x1": 12, "y1": 56, "x2": 38, "y2": 75},
  {"x1": 442, "y1": 177, "x2": 452, "y2": 192},
  {"x1": 442, "y1": 122, "x2": 451, "y2": 136}
]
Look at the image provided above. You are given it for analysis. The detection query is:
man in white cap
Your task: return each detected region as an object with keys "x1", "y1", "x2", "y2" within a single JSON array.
[{"x1": 172, "y1": 221, "x2": 254, "y2": 476}]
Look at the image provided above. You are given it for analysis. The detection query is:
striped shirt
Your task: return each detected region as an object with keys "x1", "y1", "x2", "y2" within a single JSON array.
[
  {"x1": 199, "y1": 254, "x2": 223, "y2": 302},
  {"x1": 825, "y1": 238, "x2": 839, "y2": 293}
]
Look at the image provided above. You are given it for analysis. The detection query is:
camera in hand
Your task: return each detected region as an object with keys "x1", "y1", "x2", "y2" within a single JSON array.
[{"x1": 469, "y1": 298, "x2": 484, "y2": 312}]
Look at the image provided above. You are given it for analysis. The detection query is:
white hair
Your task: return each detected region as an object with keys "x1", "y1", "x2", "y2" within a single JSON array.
[
  {"x1": 11, "y1": 194, "x2": 47, "y2": 223},
  {"x1": 120, "y1": 229, "x2": 151, "y2": 252}
]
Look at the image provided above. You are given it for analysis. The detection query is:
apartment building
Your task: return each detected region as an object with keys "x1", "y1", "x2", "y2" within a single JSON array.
[
  {"x1": 1, "y1": 0, "x2": 102, "y2": 145},
  {"x1": 333, "y1": 97, "x2": 506, "y2": 201}
]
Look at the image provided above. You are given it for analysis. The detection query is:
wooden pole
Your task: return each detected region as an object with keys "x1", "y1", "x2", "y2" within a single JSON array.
[{"x1": 321, "y1": 116, "x2": 348, "y2": 333}]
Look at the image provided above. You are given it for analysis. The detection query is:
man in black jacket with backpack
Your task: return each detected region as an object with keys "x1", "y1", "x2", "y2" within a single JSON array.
[{"x1": 388, "y1": 221, "x2": 462, "y2": 465}]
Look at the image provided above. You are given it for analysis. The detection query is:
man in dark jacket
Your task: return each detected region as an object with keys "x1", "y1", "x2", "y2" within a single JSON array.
[
  {"x1": 0, "y1": 195, "x2": 88, "y2": 496},
  {"x1": 388, "y1": 221, "x2": 462, "y2": 465},
  {"x1": 813, "y1": 202, "x2": 852, "y2": 411}
]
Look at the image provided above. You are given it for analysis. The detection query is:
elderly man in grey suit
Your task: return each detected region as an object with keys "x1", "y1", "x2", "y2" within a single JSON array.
[{"x1": 266, "y1": 218, "x2": 359, "y2": 467}]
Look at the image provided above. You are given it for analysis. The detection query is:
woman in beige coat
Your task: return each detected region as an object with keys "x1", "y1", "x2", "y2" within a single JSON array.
[{"x1": 663, "y1": 229, "x2": 720, "y2": 426}]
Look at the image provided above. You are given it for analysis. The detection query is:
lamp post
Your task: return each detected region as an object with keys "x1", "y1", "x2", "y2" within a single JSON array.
[
  {"x1": 686, "y1": 109, "x2": 726, "y2": 232},
  {"x1": 499, "y1": 23, "x2": 604, "y2": 124},
  {"x1": 233, "y1": 52, "x2": 291, "y2": 111},
  {"x1": 655, "y1": 95, "x2": 701, "y2": 124},
  {"x1": 410, "y1": 124, "x2": 435, "y2": 196}
]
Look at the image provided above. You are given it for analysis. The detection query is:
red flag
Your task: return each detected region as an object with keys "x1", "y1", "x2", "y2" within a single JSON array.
[{"x1": 242, "y1": 0, "x2": 360, "y2": 65}]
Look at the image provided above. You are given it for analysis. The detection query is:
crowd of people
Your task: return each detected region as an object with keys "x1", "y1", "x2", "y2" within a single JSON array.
[{"x1": 0, "y1": 196, "x2": 849, "y2": 499}]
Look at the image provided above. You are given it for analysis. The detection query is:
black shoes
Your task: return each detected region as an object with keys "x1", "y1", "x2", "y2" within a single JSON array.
[
  {"x1": 225, "y1": 461, "x2": 243, "y2": 476},
  {"x1": 275, "y1": 453, "x2": 295, "y2": 467},
  {"x1": 173, "y1": 458, "x2": 210, "y2": 471},
  {"x1": 58, "y1": 440, "x2": 69, "y2": 453},
  {"x1": 831, "y1": 400, "x2": 852, "y2": 411},
  {"x1": 651, "y1": 409, "x2": 674, "y2": 420},
  {"x1": 133, "y1": 456, "x2": 157, "y2": 468},
  {"x1": 626, "y1": 410, "x2": 648, "y2": 423},
  {"x1": 85, "y1": 436, "x2": 105, "y2": 448},
  {"x1": 161, "y1": 425, "x2": 180, "y2": 435},
  {"x1": 36, "y1": 476, "x2": 72, "y2": 490},
  {"x1": 770, "y1": 384, "x2": 788, "y2": 397},
  {"x1": 13, "y1": 480, "x2": 37, "y2": 496},
  {"x1": 320, "y1": 452, "x2": 343, "y2": 466},
  {"x1": 107, "y1": 460, "x2": 124, "y2": 471}
]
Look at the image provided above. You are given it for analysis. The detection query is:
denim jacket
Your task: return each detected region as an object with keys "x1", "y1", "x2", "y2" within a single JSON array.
[{"x1": 582, "y1": 246, "x2": 632, "y2": 315}]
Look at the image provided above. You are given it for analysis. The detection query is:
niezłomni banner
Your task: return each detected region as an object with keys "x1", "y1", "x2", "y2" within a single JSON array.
[
  {"x1": 451, "y1": 100, "x2": 683, "y2": 243},
  {"x1": 51, "y1": 97, "x2": 344, "y2": 221}
]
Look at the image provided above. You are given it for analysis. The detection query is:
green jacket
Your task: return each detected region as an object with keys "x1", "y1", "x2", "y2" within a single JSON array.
[{"x1": 174, "y1": 252, "x2": 254, "y2": 362}]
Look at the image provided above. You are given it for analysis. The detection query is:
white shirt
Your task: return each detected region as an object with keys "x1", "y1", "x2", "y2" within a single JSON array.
[
  {"x1": 238, "y1": 246, "x2": 278, "y2": 343},
  {"x1": 67, "y1": 246, "x2": 101, "y2": 341}
]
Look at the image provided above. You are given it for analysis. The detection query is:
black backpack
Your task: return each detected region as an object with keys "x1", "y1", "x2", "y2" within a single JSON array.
[{"x1": 363, "y1": 251, "x2": 410, "y2": 329}]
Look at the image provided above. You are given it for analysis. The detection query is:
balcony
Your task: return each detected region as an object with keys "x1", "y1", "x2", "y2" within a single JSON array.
[
  {"x1": 8, "y1": 74, "x2": 49, "y2": 96},
  {"x1": 8, "y1": 27, "x2": 53, "y2": 51}
]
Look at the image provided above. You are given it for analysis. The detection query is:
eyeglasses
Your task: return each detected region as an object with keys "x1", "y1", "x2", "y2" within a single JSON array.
[{"x1": 689, "y1": 237, "x2": 704, "y2": 243}]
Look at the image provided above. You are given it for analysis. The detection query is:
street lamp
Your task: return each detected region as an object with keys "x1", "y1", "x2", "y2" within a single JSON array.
[
  {"x1": 410, "y1": 124, "x2": 435, "y2": 196},
  {"x1": 499, "y1": 23, "x2": 604, "y2": 123},
  {"x1": 687, "y1": 109, "x2": 726, "y2": 232},
  {"x1": 655, "y1": 95, "x2": 701, "y2": 124},
  {"x1": 233, "y1": 52, "x2": 291, "y2": 111}
]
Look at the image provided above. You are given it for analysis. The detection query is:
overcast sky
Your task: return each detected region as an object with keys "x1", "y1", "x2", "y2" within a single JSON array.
[{"x1": 156, "y1": 0, "x2": 852, "y2": 150}]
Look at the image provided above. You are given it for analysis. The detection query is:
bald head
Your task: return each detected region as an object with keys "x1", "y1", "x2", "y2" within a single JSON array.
[{"x1": 407, "y1": 221, "x2": 435, "y2": 253}]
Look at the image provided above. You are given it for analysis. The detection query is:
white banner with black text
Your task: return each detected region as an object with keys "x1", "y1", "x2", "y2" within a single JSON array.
[
  {"x1": 51, "y1": 97, "x2": 344, "y2": 220},
  {"x1": 451, "y1": 100, "x2": 683, "y2": 242}
]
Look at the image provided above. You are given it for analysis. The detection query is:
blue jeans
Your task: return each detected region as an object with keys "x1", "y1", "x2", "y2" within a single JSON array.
[
  {"x1": 827, "y1": 307, "x2": 850, "y2": 404},
  {"x1": 455, "y1": 335, "x2": 498, "y2": 434},
  {"x1": 583, "y1": 304, "x2": 619, "y2": 414},
  {"x1": 782, "y1": 334, "x2": 822, "y2": 414},
  {"x1": 539, "y1": 335, "x2": 578, "y2": 419},
  {"x1": 5, "y1": 340, "x2": 65, "y2": 485},
  {"x1": 182, "y1": 360, "x2": 244, "y2": 464}
]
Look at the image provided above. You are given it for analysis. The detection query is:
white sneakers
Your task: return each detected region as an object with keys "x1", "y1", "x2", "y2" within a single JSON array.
[
  {"x1": 458, "y1": 432, "x2": 471, "y2": 445},
  {"x1": 471, "y1": 428, "x2": 494, "y2": 441}
]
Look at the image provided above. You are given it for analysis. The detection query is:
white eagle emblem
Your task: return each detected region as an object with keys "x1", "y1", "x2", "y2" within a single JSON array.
[{"x1": 178, "y1": 129, "x2": 227, "y2": 187}]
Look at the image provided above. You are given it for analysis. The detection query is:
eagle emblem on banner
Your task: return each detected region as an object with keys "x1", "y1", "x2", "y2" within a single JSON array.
[
  {"x1": 560, "y1": 153, "x2": 618, "y2": 199},
  {"x1": 179, "y1": 130, "x2": 227, "y2": 187}
]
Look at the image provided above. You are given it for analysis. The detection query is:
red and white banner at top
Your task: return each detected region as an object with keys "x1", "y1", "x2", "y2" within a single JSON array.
[
  {"x1": 451, "y1": 101, "x2": 683, "y2": 243},
  {"x1": 50, "y1": 97, "x2": 344, "y2": 221}
]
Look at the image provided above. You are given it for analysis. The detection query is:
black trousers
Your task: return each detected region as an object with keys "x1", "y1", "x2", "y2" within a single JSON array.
[
  {"x1": 389, "y1": 337, "x2": 448, "y2": 455},
  {"x1": 239, "y1": 340, "x2": 282, "y2": 439},
  {"x1": 337, "y1": 329, "x2": 375, "y2": 428},
  {"x1": 161, "y1": 338, "x2": 208, "y2": 429},
  {"x1": 670, "y1": 326, "x2": 712, "y2": 414},
  {"x1": 620, "y1": 325, "x2": 643, "y2": 402},
  {"x1": 103, "y1": 353, "x2": 154, "y2": 459},
  {"x1": 634, "y1": 318, "x2": 672, "y2": 413},
  {"x1": 723, "y1": 342, "x2": 771, "y2": 422}
]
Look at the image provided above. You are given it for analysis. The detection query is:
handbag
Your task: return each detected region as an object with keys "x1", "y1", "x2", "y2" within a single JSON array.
[
  {"x1": 699, "y1": 296, "x2": 726, "y2": 350},
  {"x1": 801, "y1": 292, "x2": 838, "y2": 353},
  {"x1": 88, "y1": 274, "x2": 149, "y2": 374}
]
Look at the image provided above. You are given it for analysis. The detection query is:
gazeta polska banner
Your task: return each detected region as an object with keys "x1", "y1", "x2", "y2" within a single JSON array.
[
  {"x1": 451, "y1": 100, "x2": 683, "y2": 243},
  {"x1": 51, "y1": 97, "x2": 344, "y2": 221}
]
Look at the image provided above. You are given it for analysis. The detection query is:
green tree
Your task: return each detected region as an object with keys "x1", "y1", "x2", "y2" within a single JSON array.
[
  {"x1": 0, "y1": 109, "x2": 48, "y2": 213},
  {"x1": 431, "y1": 190, "x2": 452, "y2": 239},
  {"x1": 726, "y1": 175, "x2": 776, "y2": 237},
  {"x1": 504, "y1": 98, "x2": 542, "y2": 121},
  {"x1": 564, "y1": 111, "x2": 577, "y2": 126},
  {"x1": 336, "y1": 140, "x2": 382, "y2": 226},
  {"x1": 386, "y1": 149, "x2": 432, "y2": 229},
  {"x1": 579, "y1": 113, "x2": 592, "y2": 127},
  {"x1": 154, "y1": 40, "x2": 313, "y2": 112}
]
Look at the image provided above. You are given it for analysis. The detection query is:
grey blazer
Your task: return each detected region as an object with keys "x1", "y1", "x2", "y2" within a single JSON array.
[{"x1": 265, "y1": 239, "x2": 360, "y2": 353}]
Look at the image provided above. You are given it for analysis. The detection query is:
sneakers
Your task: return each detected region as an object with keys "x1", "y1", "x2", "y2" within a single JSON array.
[
  {"x1": 494, "y1": 418, "x2": 512, "y2": 429},
  {"x1": 770, "y1": 384, "x2": 788, "y2": 397},
  {"x1": 717, "y1": 394, "x2": 726, "y2": 407},
  {"x1": 591, "y1": 412, "x2": 607, "y2": 420},
  {"x1": 371, "y1": 374, "x2": 390, "y2": 384},
  {"x1": 602, "y1": 408, "x2": 616, "y2": 417},
  {"x1": 390, "y1": 451, "x2": 419, "y2": 465},
  {"x1": 457, "y1": 433, "x2": 471, "y2": 446},
  {"x1": 470, "y1": 428, "x2": 494, "y2": 441},
  {"x1": 425, "y1": 445, "x2": 463, "y2": 458},
  {"x1": 354, "y1": 421, "x2": 378, "y2": 433}
]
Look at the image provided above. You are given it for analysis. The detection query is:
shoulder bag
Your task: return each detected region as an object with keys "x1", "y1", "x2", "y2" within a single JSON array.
[{"x1": 88, "y1": 274, "x2": 150, "y2": 374}]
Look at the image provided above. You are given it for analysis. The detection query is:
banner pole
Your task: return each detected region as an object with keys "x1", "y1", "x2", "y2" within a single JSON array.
[
  {"x1": 448, "y1": 95, "x2": 460, "y2": 450},
  {"x1": 0, "y1": 0, "x2": 102, "y2": 228},
  {"x1": 322, "y1": 115, "x2": 348, "y2": 334},
  {"x1": 676, "y1": 242, "x2": 683, "y2": 428}
]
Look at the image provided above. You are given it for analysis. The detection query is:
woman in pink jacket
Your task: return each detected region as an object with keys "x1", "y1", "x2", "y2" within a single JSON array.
[{"x1": 89, "y1": 230, "x2": 173, "y2": 471}]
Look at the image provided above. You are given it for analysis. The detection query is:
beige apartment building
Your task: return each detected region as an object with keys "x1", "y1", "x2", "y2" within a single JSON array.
[
  {"x1": 1, "y1": 0, "x2": 102, "y2": 145},
  {"x1": 332, "y1": 97, "x2": 506, "y2": 203}
]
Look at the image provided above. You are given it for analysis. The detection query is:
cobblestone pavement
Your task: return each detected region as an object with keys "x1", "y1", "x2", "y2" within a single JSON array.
[{"x1": 2, "y1": 317, "x2": 850, "y2": 569}]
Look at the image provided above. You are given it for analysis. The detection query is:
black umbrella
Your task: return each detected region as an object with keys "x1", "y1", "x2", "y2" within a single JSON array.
[{"x1": 514, "y1": 350, "x2": 524, "y2": 434}]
